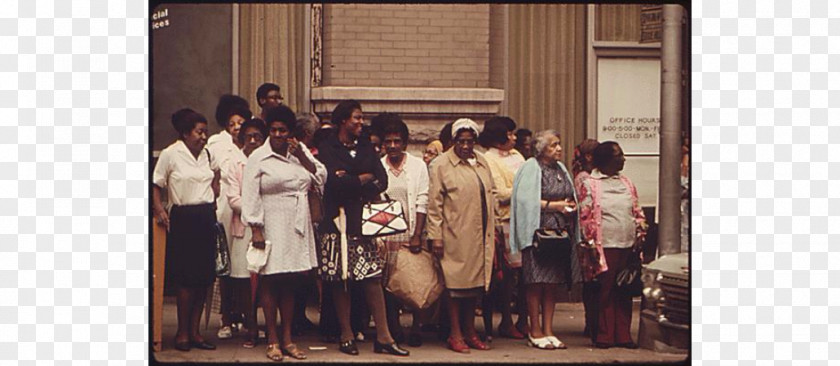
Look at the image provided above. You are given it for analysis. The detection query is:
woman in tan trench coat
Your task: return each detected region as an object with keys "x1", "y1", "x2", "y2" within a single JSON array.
[{"x1": 427, "y1": 118, "x2": 496, "y2": 353}]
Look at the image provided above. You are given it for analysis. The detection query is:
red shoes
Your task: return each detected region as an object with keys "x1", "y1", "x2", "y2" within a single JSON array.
[
  {"x1": 447, "y1": 337, "x2": 470, "y2": 353},
  {"x1": 465, "y1": 335, "x2": 491, "y2": 350}
]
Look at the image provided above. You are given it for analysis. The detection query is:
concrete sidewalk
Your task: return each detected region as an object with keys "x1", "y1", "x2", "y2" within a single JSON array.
[{"x1": 153, "y1": 299, "x2": 687, "y2": 364}]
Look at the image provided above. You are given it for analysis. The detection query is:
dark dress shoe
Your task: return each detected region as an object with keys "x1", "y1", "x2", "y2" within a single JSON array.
[
  {"x1": 617, "y1": 342, "x2": 639, "y2": 349},
  {"x1": 373, "y1": 341, "x2": 410, "y2": 356},
  {"x1": 594, "y1": 342, "x2": 611, "y2": 349},
  {"x1": 190, "y1": 340, "x2": 217, "y2": 350},
  {"x1": 407, "y1": 332, "x2": 423, "y2": 347},
  {"x1": 338, "y1": 339, "x2": 359, "y2": 355},
  {"x1": 174, "y1": 342, "x2": 191, "y2": 352}
]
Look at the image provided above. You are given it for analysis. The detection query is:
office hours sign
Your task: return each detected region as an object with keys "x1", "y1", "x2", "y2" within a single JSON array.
[{"x1": 597, "y1": 58, "x2": 661, "y2": 154}]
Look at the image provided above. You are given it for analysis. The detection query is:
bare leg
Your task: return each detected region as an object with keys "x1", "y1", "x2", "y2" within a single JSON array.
[
  {"x1": 542, "y1": 285, "x2": 557, "y2": 337},
  {"x1": 279, "y1": 277, "x2": 297, "y2": 346},
  {"x1": 363, "y1": 278, "x2": 395, "y2": 344},
  {"x1": 219, "y1": 277, "x2": 232, "y2": 326},
  {"x1": 526, "y1": 284, "x2": 545, "y2": 338},
  {"x1": 384, "y1": 291, "x2": 404, "y2": 340},
  {"x1": 237, "y1": 278, "x2": 258, "y2": 342},
  {"x1": 331, "y1": 283, "x2": 354, "y2": 342},
  {"x1": 260, "y1": 276, "x2": 280, "y2": 345},
  {"x1": 447, "y1": 296, "x2": 463, "y2": 341},
  {"x1": 190, "y1": 286, "x2": 208, "y2": 342},
  {"x1": 461, "y1": 297, "x2": 478, "y2": 339},
  {"x1": 515, "y1": 271, "x2": 529, "y2": 333},
  {"x1": 498, "y1": 275, "x2": 515, "y2": 330},
  {"x1": 175, "y1": 286, "x2": 192, "y2": 343}
]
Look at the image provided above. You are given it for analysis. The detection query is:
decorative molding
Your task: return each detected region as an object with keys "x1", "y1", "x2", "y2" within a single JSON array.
[
  {"x1": 310, "y1": 3, "x2": 323, "y2": 88},
  {"x1": 593, "y1": 40, "x2": 661, "y2": 58},
  {"x1": 310, "y1": 86, "x2": 505, "y2": 143}
]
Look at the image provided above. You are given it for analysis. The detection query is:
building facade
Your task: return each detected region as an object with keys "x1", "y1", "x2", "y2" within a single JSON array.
[{"x1": 151, "y1": 3, "x2": 689, "y2": 207}]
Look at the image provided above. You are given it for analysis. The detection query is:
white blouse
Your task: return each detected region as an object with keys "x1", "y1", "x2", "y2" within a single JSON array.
[{"x1": 152, "y1": 140, "x2": 219, "y2": 208}]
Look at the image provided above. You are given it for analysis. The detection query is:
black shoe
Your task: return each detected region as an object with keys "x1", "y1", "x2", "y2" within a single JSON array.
[
  {"x1": 594, "y1": 342, "x2": 611, "y2": 349},
  {"x1": 339, "y1": 339, "x2": 359, "y2": 355},
  {"x1": 174, "y1": 341, "x2": 191, "y2": 352},
  {"x1": 617, "y1": 342, "x2": 639, "y2": 349},
  {"x1": 190, "y1": 340, "x2": 217, "y2": 350},
  {"x1": 407, "y1": 333, "x2": 422, "y2": 347},
  {"x1": 373, "y1": 341, "x2": 410, "y2": 356}
]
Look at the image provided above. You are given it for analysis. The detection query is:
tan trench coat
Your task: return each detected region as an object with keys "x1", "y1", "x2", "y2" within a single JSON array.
[{"x1": 426, "y1": 149, "x2": 496, "y2": 291}]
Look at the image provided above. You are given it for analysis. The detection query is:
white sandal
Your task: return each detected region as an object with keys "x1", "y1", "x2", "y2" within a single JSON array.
[
  {"x1": 546, "y1": 336, "x2": 567, "y2": 349},
  {"x1": 528, "y1": 335, "x2": 555, "y2": 350}
]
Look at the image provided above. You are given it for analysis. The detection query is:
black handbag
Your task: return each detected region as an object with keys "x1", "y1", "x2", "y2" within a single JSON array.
[
  {"x1": 214, "y1": 221, "x2": 231, "y2": 277},
  {"x1": 532, "y1": 199, "x2": 572, "y2": 253},
  {"x1": 615, "y1": 250, "x2": 642, "y2": 296},
  {"x1": 532, "y1": 228, "x2": 571, "y2": 253}
]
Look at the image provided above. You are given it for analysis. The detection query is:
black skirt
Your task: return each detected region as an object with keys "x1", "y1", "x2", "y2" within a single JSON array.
[{"x1": 166, "y1": 203, "x2": 216, "y2": 287}]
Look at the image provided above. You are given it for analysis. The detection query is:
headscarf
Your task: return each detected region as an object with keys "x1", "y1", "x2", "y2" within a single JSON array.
[
  {"x1": 451, "y1": 118, "x2": 480, "y2": 138},
  {"x1": 425, "y1": 140, "x2": 443, "y2": 155}
]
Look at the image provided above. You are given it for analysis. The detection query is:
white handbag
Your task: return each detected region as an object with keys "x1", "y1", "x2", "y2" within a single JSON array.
[
  {"x1": 246, "y1": 240, "x2": 271, "y2": 274},
  {"x1": 361, "y1": 194, "x2": 408, "y2": 237}
]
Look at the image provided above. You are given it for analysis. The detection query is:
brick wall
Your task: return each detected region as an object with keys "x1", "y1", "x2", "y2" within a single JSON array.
[{"x1": 323, "y1": 4, "x2": 490, "y2": 88}]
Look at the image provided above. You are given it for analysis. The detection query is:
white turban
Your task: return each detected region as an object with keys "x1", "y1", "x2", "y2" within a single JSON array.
[{"x1": 451, "y1": 118, "x2": 480, "y2": 139}]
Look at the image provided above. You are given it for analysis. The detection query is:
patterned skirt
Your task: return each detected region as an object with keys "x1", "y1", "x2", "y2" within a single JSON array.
[{"x1": 317, "y1": 224, "x2": 384, "y2": 282}]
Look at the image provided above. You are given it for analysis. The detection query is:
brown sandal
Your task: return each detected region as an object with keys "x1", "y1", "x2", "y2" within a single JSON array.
[
  {"x1": 266, "y1": 344, "x2": 283, "y2": 362},
  {"x1": 282, "y1": 343, "x2": 307, "y2": 360}
]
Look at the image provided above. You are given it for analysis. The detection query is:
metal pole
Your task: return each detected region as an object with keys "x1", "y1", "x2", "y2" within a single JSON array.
[{"x1": 657, "y1": 5, "x2": 684, "y2": 255}]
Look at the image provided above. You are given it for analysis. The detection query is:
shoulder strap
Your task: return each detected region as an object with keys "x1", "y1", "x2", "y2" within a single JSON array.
[{"x1": 205, "y1": 148, "x2": 213, "y2": 171}]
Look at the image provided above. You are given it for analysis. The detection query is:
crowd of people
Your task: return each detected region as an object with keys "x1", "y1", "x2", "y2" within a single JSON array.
[{"x1": 152, "y1": 83, "x2": 649, "y2": 361}]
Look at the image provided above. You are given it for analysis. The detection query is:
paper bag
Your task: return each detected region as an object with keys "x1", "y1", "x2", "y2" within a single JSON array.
[{"x1": 385, "y1": 246, "x2": 444, "y2": 310}]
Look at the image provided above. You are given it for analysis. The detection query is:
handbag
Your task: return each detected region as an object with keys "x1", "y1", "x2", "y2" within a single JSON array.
[
  {"x1": 385, "y1": 245, "x2": 445, "y2": 310},
  {"x1": 214, "y1": 221, "x2": 231, "y2": 277},
  {"x1": 361, "y1": 194, "x2": 408, "y2": 237},
  {"x1": 533, "y1": 228, "x2": 571, "y2": 253},
  {"x1": 615, "y1": 249, "x2": 642, "y2": 296},
  {"x1": 532, "y1": 198, "x2": 572, "y2": 253}
]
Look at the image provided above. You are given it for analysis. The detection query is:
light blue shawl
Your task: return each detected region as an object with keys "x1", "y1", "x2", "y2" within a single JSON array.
[{"x1": 509, "y1": 158, "x2": 581, "y2": 255}]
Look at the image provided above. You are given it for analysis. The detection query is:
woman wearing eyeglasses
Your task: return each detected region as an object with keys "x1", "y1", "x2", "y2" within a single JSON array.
[{"x1": 427, "y1": 118, "x2": 496, "y2": 354}]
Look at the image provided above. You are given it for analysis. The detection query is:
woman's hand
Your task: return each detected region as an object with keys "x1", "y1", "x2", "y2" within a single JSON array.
[
  {"x1": 560, "y1": 199, "x2": 577, "y2": 215},
  {"x1": 251, "y1": 226, "x2": 266, "y2": 249},
  {"x1": 154, "y1": 207, "x2": 170, "y2": 231},
  {"x1": 409, "y1": 235, "x2": 423, "y2": 254},
  {"x1": 359, "y1": 173, "x2": 375, "y2": 185},
  {"x1": 432, "y1": 239, "x2": 444, "y2": 259}
]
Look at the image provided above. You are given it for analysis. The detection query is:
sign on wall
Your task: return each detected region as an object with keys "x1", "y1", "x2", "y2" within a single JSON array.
[
  {"x1": 596, "y1": 57, "x2": 661, "y2": 207},
  {"x1": 596, "y1": 58, "x2": 661, "y2": 155}
]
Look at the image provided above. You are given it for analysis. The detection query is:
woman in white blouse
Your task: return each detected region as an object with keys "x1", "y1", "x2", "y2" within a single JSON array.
[
  {"x1": 374, "y1": 113, "x2": 430, "y2": 347},
  {"x1": 241, "y1": 105, "x2": 327, "y2": 362},
  {"x1": 152, "y1": 108, "x2": 220, "y2": 352}
]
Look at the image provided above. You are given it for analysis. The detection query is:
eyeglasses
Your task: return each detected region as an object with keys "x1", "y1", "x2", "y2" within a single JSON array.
[
  {"x1": 453, "y1": 139, "x2": 475, "y2": 146},
  {"x1": 266, "y1": 95, "x2": 284, "y2": 101}
]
